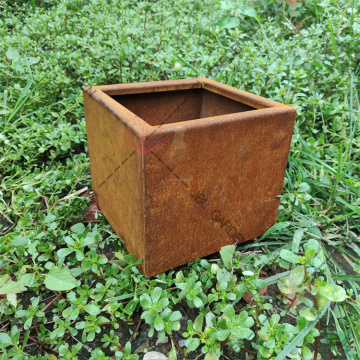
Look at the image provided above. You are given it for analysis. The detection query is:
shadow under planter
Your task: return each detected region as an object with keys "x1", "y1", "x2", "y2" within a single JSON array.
[{"x1": 83, "y1": 78, "x2": 296, "y2": 277}]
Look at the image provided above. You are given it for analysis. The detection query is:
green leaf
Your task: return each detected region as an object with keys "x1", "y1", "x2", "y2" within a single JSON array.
[
  {"x1": 154, "y1": 316, "x2": 164, "y2": 331},
  {"x1": 298, "y1": 182, "x2": 311, "y2": 193},
  {"x1": 193, "y1": 314, "x2": 204, "y2": 333},
  {"x1": 279, "y1": 249, "x2": 300, "y2": 264},
  {"x1": 211, "y1": 330, "x2": 231, "y2": 341},
  {"x1": 96, "y1": 316, "x2": 109, "y2": 324},
  {"x1": 124, "y1": 300, "x2": 138, "y2": 315},
  {"x1": 70, "y1": 223, "x2": 86, "y2": 234},
  {"x1": 152, "y1": 287, "x2": 163, "y2": 303},
  {"x1": 83, "y1": 304, "x2": 101, "y2": 316},
  {"x1": 222, "y1": 305, "x2": 235, "y2": 320},
  {"x1": 44, "y1": 214, "x2": 56, "y2": 224},
  {"x1": 304, "y1": 239, "x2": 319, "y2": 254},
  {"x1": 239, "y1": 7, "x2": 260, "y2": 19},
  {"x1": 302, "y1": 346, "x2": 312, "y2": 360},
  {"x1": 11, "y1": 236, "x2": 29, "y2": 247},
  {"x1": 6, "y1": 48, "x2": 20, "y2": 61},
  {"x1": 169, "y1": 311, "x2": 182, "y2": 322},
  {"x1": 59, "y1": 345, "x2": 71, "y2": 356},
  {"x1": 216, "y1": 16, "x2": 240, "y2": 29},
  {"x1": 204, "y1": 352, "x2": 218, "y2": 360},
  {"x1": 140, "y1": 294, "x2": 152, "y2": 309},
  {"x1": 259, "y1": 346, "x2": 273, "y2": 358},
  {"x1": 155, "y1": 297, "x2": 169, "y2": 311},
  {"x1": 278, "y1": 266, "x2": 305, "y2": 295},
  {"x1": 292, "y1": 229, "x2": 304, "y2": 253},
  {"x1": 299, "y1": 307, "x2": 317, "y2": 321},
  {"x1": 44, "y1": 267, "x2": 77, "y2": 291},
  {"x1": 192, "y1": 296, "x2": 203, "y2": 308},
  {"x1": 23, "y1": 184, "x2": 33, "y2": 192},
  {"x1": 185, "y1": 337, "x2": 200, "y2": 352},
  {"x1": 0, "y1": 333, "x2": 11, "y2": 345},
  {"x1": 18, "y1": 273, "x2": 34, "y2": 288},
  {"x1": 168, "y1": 346, "x2": 177, "y2": 360},
  {"x1": 318, "y1": 284, "x2": 347, "y2": 302},
  {"x1": 0, "y1": 275, "x2": 26, "y2": 295},
  {"x1": 243, "y1": 270, "x2": 254, "y2": 276},
  {"x1": 57, "y1": 248, "x2": 73, "y2": 258},
  {"x1": 220, "y1": 245, "x2": 235, "y2": 270},
  {"x1": 217, "y1": 269, "x2": 232, "y2": 283},
  {"x1": 124, "y1": 341, "x2": 131, "y2": 355}
]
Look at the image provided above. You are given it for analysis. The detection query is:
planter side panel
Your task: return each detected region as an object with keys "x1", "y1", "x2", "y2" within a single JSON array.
[
  {"x1": 143, "y1": 109, "x2": 295, "y2": 276},
  {"x1": 83, "y1": 91, "x2": 145, "y2": 262}
]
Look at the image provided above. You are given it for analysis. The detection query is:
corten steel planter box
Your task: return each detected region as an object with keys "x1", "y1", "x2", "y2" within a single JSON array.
[{"x1": 83, "y1": 78, "x2": 296, "y2": 277}]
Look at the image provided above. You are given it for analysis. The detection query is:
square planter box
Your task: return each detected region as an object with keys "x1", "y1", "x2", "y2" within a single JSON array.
[{"x1": 83, "y1": 78, "x2": 296, "y2": 277}]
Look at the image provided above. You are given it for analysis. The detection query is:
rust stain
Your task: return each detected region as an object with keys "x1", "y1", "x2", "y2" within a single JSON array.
[{"x1": 83, "y1": 78, "x2": 296, "y2": 277}]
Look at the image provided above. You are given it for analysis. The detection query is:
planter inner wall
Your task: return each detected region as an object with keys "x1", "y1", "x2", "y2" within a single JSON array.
[{"x1": 110, "y1": 88, "x2": 256, "y2": 125}]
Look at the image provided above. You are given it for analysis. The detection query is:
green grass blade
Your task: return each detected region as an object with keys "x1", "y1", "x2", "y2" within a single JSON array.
[
  {"x1": 332, "y1": 274, "x2": 360, "y2": 282},
  {"x1": 328, "y1": 20, "x2": 342, "y2": 75},
  {"x1": 344, "y1": 306, "x2": 360, "y2": 357},
  {"x1": 172, "y1": 53, "x2": 200, "y2": 75},
  {"x1": 330, "y1": 306, "x2": 353, "y2": 360},
  {"x1": 259, "y1": 222, "x2": 290, "y2": 240}
]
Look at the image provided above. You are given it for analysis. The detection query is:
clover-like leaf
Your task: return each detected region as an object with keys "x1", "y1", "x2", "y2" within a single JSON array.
[
  {"x1": 318, "y1": 284, "x2": 347, "y2": 302},
  {"x1": 0, "y1": 275, "x2": 26, "y2": 295},
  {"x1": 44, "y1": 267, "x2": 77, "y2": 291},
  {"x1": 83, "y1": 304, "x2": 101, "y2": 316},
  {"x1": 280, "y1": 249, "x2": 300, "y2": 264},
  {"x1": 216, "y1": 16, "x2": 240, "y2": 29},
  {"x1": 220, "y1": 245, "x2": 235, "y2": 270},
  {"x1": 71, "y1": 223, "x2": 86, "y2": 234}
]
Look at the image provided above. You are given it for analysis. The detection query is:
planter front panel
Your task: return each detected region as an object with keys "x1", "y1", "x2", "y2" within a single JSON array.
[
  {"x1": 83, "y1": 78, "x2": 296, "y2": 277},
  {"x1": 143, "y1": 109, "x2": 294, "y2": 276}
]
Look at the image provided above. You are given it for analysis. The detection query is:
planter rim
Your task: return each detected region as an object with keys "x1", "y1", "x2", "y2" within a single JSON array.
[{"x1": 82, "y1": 77, "x2": 296, "y2": 138}]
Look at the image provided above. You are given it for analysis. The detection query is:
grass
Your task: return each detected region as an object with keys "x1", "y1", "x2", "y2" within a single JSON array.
[{"x1": 0, "y1": 0, "x2": 359, "y2": 359}]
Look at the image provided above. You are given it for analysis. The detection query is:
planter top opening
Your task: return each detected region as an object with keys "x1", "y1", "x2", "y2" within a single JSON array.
[{"x1": 83, "y1": 78, "x2": 293, "y2": 129}]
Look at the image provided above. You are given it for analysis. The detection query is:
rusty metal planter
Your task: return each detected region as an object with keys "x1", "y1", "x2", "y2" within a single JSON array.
[{"x1": 83, "y1": 78, "x2": 296, "y2": 277}]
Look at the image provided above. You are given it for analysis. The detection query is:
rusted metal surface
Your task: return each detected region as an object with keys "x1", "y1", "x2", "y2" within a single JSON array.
[{"x1": 83, "y1": 78, "x2": 296, "y2": 277}]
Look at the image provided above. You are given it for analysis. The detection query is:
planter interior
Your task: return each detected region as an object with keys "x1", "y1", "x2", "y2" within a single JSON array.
[
  {"x1": 110, "y1": 88, "x2": 256, "y2": 125},
  {"x1": 83, "y1": 78, "x2": 296, "y2": 277}
]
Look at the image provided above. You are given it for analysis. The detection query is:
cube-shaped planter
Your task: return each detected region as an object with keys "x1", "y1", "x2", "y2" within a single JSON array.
[{"x1": 83, "y1": 78, "x2": 296, "y2": 277}]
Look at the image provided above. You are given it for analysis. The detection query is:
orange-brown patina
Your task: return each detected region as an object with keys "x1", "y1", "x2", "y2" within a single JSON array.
[{"x1": 83, "y1": 78, "x2": 296, "y2": 277}]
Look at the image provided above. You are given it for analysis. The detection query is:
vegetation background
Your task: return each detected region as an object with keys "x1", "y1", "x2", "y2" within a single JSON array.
[{"x1": 0, "y1": 0, "x2": 359, "y2": 359}]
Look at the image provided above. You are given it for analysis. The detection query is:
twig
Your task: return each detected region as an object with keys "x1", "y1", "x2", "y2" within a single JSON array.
[
  {"x1": 169, "y1": 332, "x2": 188, "y2": 360},
  {"x1": 113, "y1": 319, "x2": 143, "y2": 357},
  {"x1": 50, "y1": 290, "x2": 64, "y2": 300},
  {"x1": 90, "y1": 270, "x2": 105, "y2": 285},
  {"x1": 107, "y1": 260, "x2": 124, "y2": 271},
  {"x1": 28, "y1": 336, "x2": 59, "y2": 356},
  {"x1": 241, "y1": 347, "x2": 257, "y2": 355},
  {"x1": 220, "y1": 334, "x2": 230, "y2": 351},
  {"x1": 127, "y1": 318, "x2": 143, "y2": 344},
  {"x1": 42, "y1": 196, "x2": 49, "y2": 210},
  {"x1": 0, "y1": 211, "x2": 14, "y2": 224},
  {"x1": 43, "y1": 294, "x2": 60, "y2": 312},
  {"x1": 279, "y1": 294, "x2": 298, "y2": 323},
  {"x1": 62, "y1": 187, "x2": 88, "y2": 201},
  {"x1": 164, "y1": 286, "x2": 178, "y2": 291},
  {"x1": 194, "y1": 353, "x2": 204, "y2": 360},
  {"x1": 304, "y1": 266, "x2": 321, "y2": 360}
]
